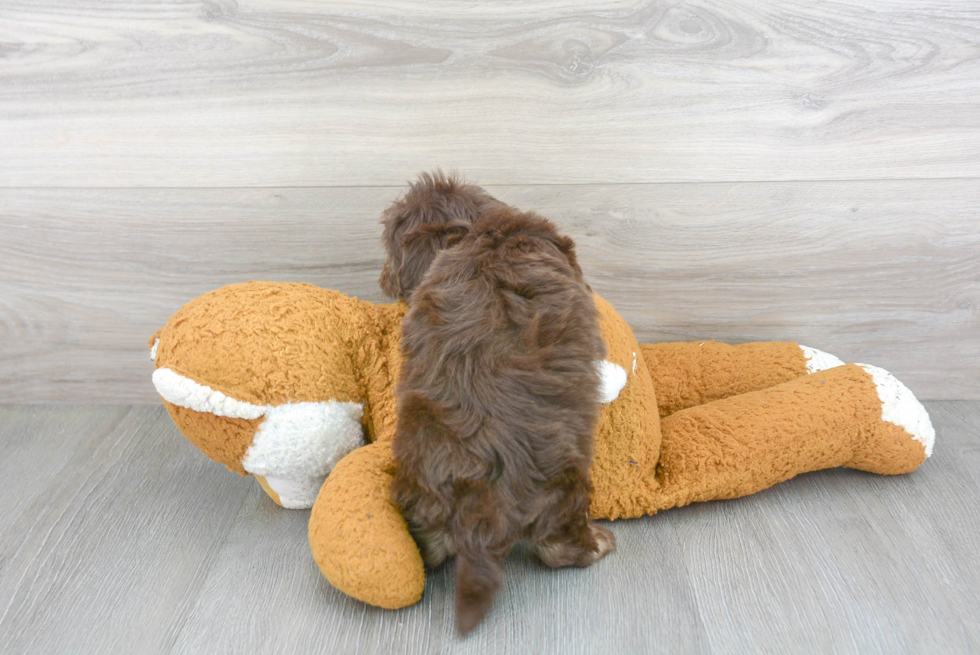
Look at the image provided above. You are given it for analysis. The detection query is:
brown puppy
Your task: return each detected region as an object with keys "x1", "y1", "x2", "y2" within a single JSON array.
[
  {"x1": 391, "y1": 208, "x2": 615, "y2": 635},
  {"x1": 379, "y1": 171, "x2": 506, "y2": 301}
]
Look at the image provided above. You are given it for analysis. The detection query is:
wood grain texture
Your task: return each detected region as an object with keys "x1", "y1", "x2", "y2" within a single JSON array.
[
  {"x1": 0, "y1": 403, "x2": 977, "y2": 654},
  {"x1": 667, "y1": 400, "x2": 980, "y2": 654},
  {"x1": 667, "y1": 467, "x2": 976, "y2": 653},
  {"x1": 1, "y1": 0, "x2": 978, "y2": 186},
  {"x1": 1, "y1": 181, "x2": 976, "y2": 403},
  {"x1": 856, "y1": 401, "x2": 980, "y2": 649},
  {"x1": 0, "y1": 406, "x2": 252, "y2": 654}
]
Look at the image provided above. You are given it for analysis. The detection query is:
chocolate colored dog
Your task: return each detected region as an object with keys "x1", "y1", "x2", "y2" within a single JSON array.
[{"x1": 390, "y1": 207, "x2": 615, "y2": 635}]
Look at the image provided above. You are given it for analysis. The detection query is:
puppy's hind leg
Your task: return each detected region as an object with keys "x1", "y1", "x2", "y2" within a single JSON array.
[
  {"x1": 530, "y1": 470, "x2": 616, "y2": 568},
  {"x1": 413, "y1": 524, "x2": 454, "y2": 568}
]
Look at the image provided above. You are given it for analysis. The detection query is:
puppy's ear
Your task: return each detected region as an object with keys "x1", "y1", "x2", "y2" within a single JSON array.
[
  {"x1": 396, "y1": 221, "x2": 471, "y2": 299},
  {"x1": 435, "y1": 221, "x2": 471, "y2": 249},
  {"x1": 445, "y1": 227, "x2": 468, "y2": 249},
  {"x1": 381, "y1": 171, "x2": 505, "y2": 299},
  {"x1": 379, "y1": 258, "x2": 403, "y2": 300},
  {"x1": 551, "y1": 233, "x2": 583, "y2": 276},
  {"x1": 379, "y1": 202, "x2": 409, "y2": 299}
]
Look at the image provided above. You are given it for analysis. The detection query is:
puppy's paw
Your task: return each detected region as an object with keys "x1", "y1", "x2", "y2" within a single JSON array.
[
  {"x1": 590, "y1": 524, "x2": 616, "y2": 561},
  {"x1": 568, "y1": 524, "x2": 616, "y2": 567},
  {"x1": 534, "y1": 523, "x2": 616, "y2": 568},
  {"x1": 416, "y1": 526, "x2": 454, "y2": 568}
]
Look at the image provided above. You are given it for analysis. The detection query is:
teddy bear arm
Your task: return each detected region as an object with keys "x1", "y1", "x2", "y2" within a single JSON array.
[
  {"x1": 639, "y1": 341, "x2": 845, "y2": 419},
  {"x1": 638, "y1": 363, "x2": 934, "y2": 513},
  {"x1": 309, "y1": 440, "x2": 425, "y2": 609}
]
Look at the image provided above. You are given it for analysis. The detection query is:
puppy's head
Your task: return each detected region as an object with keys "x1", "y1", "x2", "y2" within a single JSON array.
[
  {"x1": 466, "y1": 207, "x2": 584, "y2": 280},
  {"x1": 379, "y1": 171, "x2": 505, "y2": 301}
]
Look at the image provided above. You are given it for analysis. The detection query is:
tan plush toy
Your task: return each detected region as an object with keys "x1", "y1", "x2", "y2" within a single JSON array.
[{"x1": 150, "y1": 281, "x2": 935, "y2": 610}]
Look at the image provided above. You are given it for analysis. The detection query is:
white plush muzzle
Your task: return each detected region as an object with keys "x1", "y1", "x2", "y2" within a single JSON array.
[{"x1": 152, "y1": 367, "x2": 366, "y2": 508}]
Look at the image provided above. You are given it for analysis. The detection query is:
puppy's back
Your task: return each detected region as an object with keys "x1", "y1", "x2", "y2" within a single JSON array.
[{"x1": 394, "y1": 209, "x2": 606, "y2": 634}]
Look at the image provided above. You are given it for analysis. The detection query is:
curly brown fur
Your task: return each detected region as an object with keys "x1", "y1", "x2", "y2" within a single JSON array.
[
  {"x1": 391, "y1": 208, "x2": 615, "y2": 636},
  {"x1": 379, "y1": 170, "x2": 507, "y2": 301}
]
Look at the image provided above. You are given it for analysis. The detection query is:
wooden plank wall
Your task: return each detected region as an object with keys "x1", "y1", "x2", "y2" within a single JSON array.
[{"x1": 0, "y1": 0, "x2": 978, "y2": 402}]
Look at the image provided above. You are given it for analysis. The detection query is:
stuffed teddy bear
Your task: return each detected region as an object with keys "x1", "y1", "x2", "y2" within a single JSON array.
[{"x1": 149, "y1": 280, "x2": 934, "y2": 610}]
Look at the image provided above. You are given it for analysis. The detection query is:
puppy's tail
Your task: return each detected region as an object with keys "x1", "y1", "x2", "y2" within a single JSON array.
[{"x1": 452, "y1": 481, "x2": 505, "y2": 636}]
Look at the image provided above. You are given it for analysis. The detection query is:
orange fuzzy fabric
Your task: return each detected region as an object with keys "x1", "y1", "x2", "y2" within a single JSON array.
[
  {"x1": 640, "y1": 340, "x2": 809, "y2": 419},
  {"x1": 648, "y1": 364, "x2": 927, "y2": 513},
  {"x1": 309, "y1": 440, "x2": 424, "y2": 609},
  {"x1": 163, "y1": 402, "x2": 261, "y2": 475},
  {"x1": 151, "y1": 282, "x2": 930, "y2": 611},
  {"x1": 153, "y1": 282, "x2": 367, "y2": 408},
  {"x1": 151, "y1": 282, "x2": 406, "y2": 469},
  {"x1": 588, "y1": 296, "x2": 662, "y2": 520}
]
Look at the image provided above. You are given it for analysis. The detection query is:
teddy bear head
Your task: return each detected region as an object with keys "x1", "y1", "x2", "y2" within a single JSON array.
[{"x1": 150, "y1": 282, "x2": 396, "y2": 507}]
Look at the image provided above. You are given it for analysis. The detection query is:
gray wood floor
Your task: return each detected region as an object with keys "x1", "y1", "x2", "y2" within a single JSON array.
[{"x1": 1, "y1": 402, "x2": 977, "y2": 654}]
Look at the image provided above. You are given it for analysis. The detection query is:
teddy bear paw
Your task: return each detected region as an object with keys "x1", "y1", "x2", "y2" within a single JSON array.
[{"x1": 799, "y1": 345, "x2": 845, "y2": 373}]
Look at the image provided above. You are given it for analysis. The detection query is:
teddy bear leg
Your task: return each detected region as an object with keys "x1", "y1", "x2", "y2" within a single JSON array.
[
  {"x1": 641, "y1": 363, "x2": 934, "y2": 513},
  {"x1": 529, "y1": 467, "x2": 617, "y2": 568},
  {"x1": 639, "y1": 341, "x2": 844, "y2": 418}
]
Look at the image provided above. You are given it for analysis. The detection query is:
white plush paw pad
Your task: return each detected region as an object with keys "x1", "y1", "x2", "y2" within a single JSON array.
[
  {"x1": 242, "y1": 400, "x2": 366, "y2": 479},
  {"x1": 800, "y1": 345, "x2": 845, "y2": 373},
  {"x1": 594, "y1": 360, "x2": 628, "y2": 404},
  {"x1": 858, "y1": 364, "x2": 936, "y2": 457}
]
